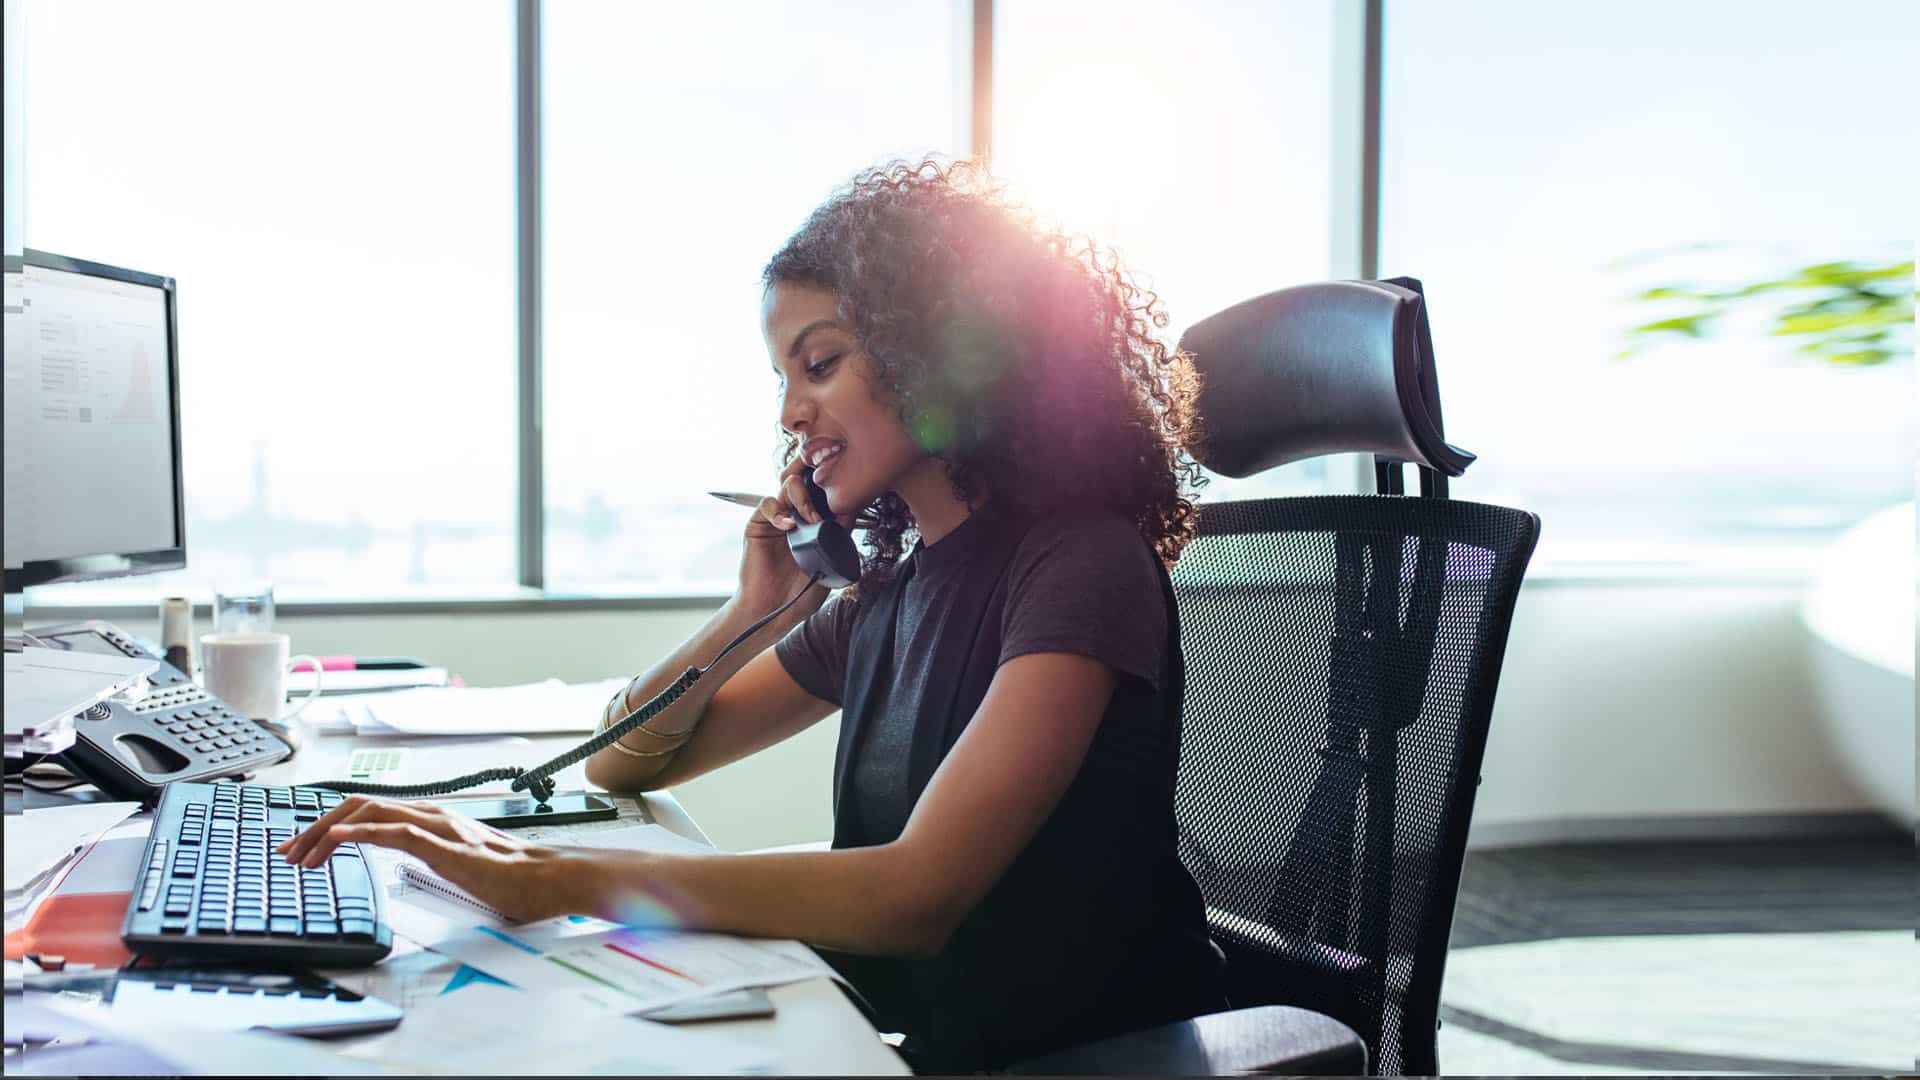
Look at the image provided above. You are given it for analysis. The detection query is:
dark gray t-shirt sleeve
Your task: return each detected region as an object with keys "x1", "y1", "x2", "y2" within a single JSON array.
[
  {"x1": 774, "y1": 590, "x2": 858, "y2": 707},
  {"x1": 1000, "y1": 512, "x2": 1166, "y2": 691}
]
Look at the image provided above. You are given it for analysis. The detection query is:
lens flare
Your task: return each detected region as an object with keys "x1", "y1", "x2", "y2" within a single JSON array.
[{"x1": 602, "y1": 885, "x2": 691, "y2": 931}]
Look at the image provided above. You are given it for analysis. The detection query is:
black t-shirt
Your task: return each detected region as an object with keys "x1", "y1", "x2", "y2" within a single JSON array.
[
  {"x1": 776, "y1": 505, "x2": 1168, "y2": 845},
  {"x1": 774, "y1": 504, "x2": 1226, "y2": 1070}
]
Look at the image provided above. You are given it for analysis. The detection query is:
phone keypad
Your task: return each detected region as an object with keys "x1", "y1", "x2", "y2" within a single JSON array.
[{"x1": 133, "y1": 684, "x2": 210, "y2": 714}]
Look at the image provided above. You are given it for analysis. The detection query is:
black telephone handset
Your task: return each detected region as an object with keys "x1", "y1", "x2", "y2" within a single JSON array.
[
  {"x1": 785, "y1": 468, "x2": 861, "y2": 589},
  {"x1": 19, "y1": 620, "x2": 295, "y2": 803}
]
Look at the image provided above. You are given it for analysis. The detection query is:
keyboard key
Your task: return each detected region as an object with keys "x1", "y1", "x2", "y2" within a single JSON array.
[
  {"x1": 232, "y1": 917, "x2": 267, "y2": 934},
  {"x1": 330, "y1": 856, "x2": 374, "y2": 903},
  {"x1": 305, "y1": 919, "x2": 339, "y2": 937},
  {"x1": 268, "y1": 917, "x2": 302, "y2": 935},
  {"x1": 340, "y1": 919, "x2": 377, "y2": 941}
]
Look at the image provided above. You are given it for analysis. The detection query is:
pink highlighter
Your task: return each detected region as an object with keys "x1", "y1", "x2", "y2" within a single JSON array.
[{"x1": 291, "y1": 655, "x2": 428, "y2": 673}]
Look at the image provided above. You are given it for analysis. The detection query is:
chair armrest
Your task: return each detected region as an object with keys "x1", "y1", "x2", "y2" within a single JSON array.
[{"x1": 1005, "y1": 1005, "x2": 1366, "y2": 1076}]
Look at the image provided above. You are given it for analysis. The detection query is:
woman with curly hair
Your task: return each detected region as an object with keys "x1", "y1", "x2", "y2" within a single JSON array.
[{"x1": 279, "y1": 159, "x2": 1228, "y2": 1072}]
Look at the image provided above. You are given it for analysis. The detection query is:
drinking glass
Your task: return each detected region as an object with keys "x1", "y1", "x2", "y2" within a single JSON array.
[{"x1": 212, "y1": 583, "x2": 275, "y2": 636}]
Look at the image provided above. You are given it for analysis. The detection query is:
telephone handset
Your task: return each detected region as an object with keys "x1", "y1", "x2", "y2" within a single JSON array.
[
  {"x1": 17, "y1": 620, "x2": 295, "y2": 803},
  {"x1": 785, "y1": 467, "x2": 861, "y2": 589}
]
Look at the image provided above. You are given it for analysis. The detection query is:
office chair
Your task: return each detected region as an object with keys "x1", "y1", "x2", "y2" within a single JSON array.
[{"x1": 1009, "y1": 279, "x2": 1540, "y2": 1076}]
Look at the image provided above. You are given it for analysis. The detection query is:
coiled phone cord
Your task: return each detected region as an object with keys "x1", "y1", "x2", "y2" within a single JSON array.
[{"x1": 311, "y1": 573, "x2": 824, "y2": 805}]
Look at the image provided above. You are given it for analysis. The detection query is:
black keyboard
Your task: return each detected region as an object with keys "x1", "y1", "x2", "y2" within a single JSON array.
[{"x1": 119, "y1": 781, "x2": 393, "y2": 967}]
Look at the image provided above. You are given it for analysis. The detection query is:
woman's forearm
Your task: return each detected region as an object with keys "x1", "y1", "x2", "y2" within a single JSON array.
[
  {"x1": 567, "y1": 843, "x2": 953, "y2": 957},
  {"x1": 582, "y1": 597, "x2": 810, "y2": 791}
]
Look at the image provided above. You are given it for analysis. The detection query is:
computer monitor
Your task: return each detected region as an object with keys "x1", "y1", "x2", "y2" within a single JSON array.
[{"x1": 3, "y1": 249, "x2": 185, "y2": 611}]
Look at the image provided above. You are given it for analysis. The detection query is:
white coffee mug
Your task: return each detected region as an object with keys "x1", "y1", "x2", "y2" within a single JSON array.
[{"x1": 200, "y1": 632, "x2": 324, "y2": 722}]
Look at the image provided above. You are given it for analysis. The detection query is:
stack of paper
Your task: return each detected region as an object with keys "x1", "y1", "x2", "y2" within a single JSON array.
[
  {"x1": 5, "y1": 648, "x2": 156, "y2": 756},
  {"x1": 4, "y1": 803, "x2": 141, "y2": 928},
  {"x1": 307, "y1": 678, "x2": 627, "y2": 737},
  {"x1": 374, "y1": 822, "x2": 837, "y2": 1022}
]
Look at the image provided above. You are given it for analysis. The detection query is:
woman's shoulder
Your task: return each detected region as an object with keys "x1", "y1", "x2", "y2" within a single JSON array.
[
  {"x1": 1006, "y1": 507, "x2": 1163, "y2": 591},
  {"x1": 1016, "y1": 506, "x2": 1154, "y2": 554}
]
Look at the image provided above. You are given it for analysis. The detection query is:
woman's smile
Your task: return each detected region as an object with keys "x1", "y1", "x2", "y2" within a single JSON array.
[{"x1": 808, "y1": 440, "x2": 846, "y2": 487}]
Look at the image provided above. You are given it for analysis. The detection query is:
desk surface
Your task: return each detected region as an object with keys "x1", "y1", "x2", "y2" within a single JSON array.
[{"x1": 34, "y1": 727, "x2": 908, "y2": 1076}]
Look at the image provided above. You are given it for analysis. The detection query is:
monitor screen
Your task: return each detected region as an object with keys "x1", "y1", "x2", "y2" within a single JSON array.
[{"x1": 3, "y1": 251, "x2": 184, "y2": 587}]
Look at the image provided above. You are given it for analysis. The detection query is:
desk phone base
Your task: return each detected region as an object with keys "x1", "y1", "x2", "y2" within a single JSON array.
[{"x1": 25, "y1": 620, "x2": 294, "y2": 801}]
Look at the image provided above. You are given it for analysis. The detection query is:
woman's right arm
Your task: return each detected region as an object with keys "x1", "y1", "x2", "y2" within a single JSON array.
[
  {"x1": 582, "y1": 598, "x2": 837, "y2": 792},
  {"x1": 584, "y1": 454, "x2": 846, "y2": 792}
]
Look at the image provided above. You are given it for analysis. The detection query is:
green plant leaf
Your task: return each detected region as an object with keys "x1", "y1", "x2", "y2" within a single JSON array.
[
  {"x1": 1822, "y1": 349, "x2": 1892, "y2": 365},
  {"x1": 1629, "y1": 314, "x2": 1714, "y2": 337}
]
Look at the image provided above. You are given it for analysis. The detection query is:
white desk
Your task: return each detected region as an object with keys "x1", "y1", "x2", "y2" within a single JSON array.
[{"x1": 231, "y1": 728, "x2": 909, "y2": 1075}]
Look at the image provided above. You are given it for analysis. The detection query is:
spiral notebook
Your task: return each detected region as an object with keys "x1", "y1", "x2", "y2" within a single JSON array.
[{"x1": 397, "y1": 862, "x2": 513, "y2": 922}]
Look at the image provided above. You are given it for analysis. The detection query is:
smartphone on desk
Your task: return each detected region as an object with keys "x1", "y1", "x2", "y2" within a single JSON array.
[{"x1": 438, "y1": 792, "x2": 618, "y2": 828}]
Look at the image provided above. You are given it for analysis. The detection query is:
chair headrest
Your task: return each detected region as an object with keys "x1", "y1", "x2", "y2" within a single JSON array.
[{"x1": 1177, "y1": 278, "x2": 1475, "y2": 480}]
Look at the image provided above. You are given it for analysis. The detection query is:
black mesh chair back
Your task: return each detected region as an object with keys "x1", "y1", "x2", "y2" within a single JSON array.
[{"x1": 1170, "y1": 279, "x2": 1540, "y2": 1075}]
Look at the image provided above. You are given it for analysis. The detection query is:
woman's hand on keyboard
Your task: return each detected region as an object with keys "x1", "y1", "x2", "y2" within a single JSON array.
[{"x1": 276, "y1": 795, "x2": 591, "y2": 923}]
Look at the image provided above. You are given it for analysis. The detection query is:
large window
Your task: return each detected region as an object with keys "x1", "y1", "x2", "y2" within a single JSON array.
[
  {"x1": 992, "y1": 0, "x2": 1337, "y2": 500},
  {"x1": 27, "y1": 0, "x2": 518, "y2": 599},
  {"x1": 540, "y1": 2, "x2": 962, "y2": 593},
  {"x1": 1381, "y1": 0, "x2": 1917, "y2": 568},
  {"x1": 27, "y1": 2, "x2": 1882, "y2": 609}
]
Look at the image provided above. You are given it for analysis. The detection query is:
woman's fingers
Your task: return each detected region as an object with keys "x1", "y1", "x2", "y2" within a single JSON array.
[
  {"x1": 275, "y1": 794, "x2": 371, "y2": 863},
  {"x1": 277, "y1": 795, "x2": 456, "y2": 866},
  {"x1": 756, "y1": 494, "x2": 795, "y2": 532},
  {"x1": 781, "y1": 469, "x2": 820, "y2": 523},
  {"x1": 302, "y1": 819, "x2": 455, "y2": 869}
]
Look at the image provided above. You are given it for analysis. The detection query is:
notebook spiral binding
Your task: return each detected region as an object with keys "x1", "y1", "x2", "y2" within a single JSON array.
[{"x1": 397, "y1": 862, "x2": 511, "y2": 921}]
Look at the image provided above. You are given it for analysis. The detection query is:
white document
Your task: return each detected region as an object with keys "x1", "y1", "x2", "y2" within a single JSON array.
[
  {"x1": 425, "y1": 916, "x2": 837, "y2": 1017},
  {"x1": 571, "y1": 823, "x2": 722, "y2": 857},
  {"x1": 318, "y1": 945, "x2": 466, "y2": 1015},
  {"x1": 357, "y1": 678, "x2": 627, "y2": 736},
  {"x1": 348, "y1": 983, "x2": 776, "y2": 1075},
  {"x1": 6, "y1": 814, "x2": 153, "y2": 935},
  {"x1": 4, "y1": 647, "x2": 157, "y2": 750},
  {"x1": 3, "y1": 801, "x2": 140, "y2": 893},
  {"x1": 31, "y1": 990, "x2": 396, "y2": 1075}
]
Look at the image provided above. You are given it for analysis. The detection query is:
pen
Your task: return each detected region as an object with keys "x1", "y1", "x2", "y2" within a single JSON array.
[{"x1": 708, "y1": 491, "x2": 879, "y2": 528}]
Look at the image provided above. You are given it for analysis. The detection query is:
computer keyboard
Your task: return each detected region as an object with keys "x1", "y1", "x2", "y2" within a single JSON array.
[{"x1": 119, "y1": 781, "x2": 393, "y2": 967}]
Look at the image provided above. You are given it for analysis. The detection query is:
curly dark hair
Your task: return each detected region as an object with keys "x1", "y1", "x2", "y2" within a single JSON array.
[{"x1": 763, "y1": 158, "x2": 1206, "y2": 578}]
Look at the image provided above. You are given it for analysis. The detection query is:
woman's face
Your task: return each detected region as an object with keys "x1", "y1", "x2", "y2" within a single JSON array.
[{"x1": 762, "y1": 282, "x2": 927, "y2": 515}]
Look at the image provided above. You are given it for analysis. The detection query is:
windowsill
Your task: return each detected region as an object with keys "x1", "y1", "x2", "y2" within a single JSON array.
[
  {"x1": 20, "y1": 585, "x2": 731, "y2": 620},
  {"x1": 19, "y1": 550, "x2": 1824, "y2": 624}
]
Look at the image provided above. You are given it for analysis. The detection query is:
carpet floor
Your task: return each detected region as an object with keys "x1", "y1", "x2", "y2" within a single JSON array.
[{"x1": 1434, "y1": 830, "x2": 1913, "y2": 1075}]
